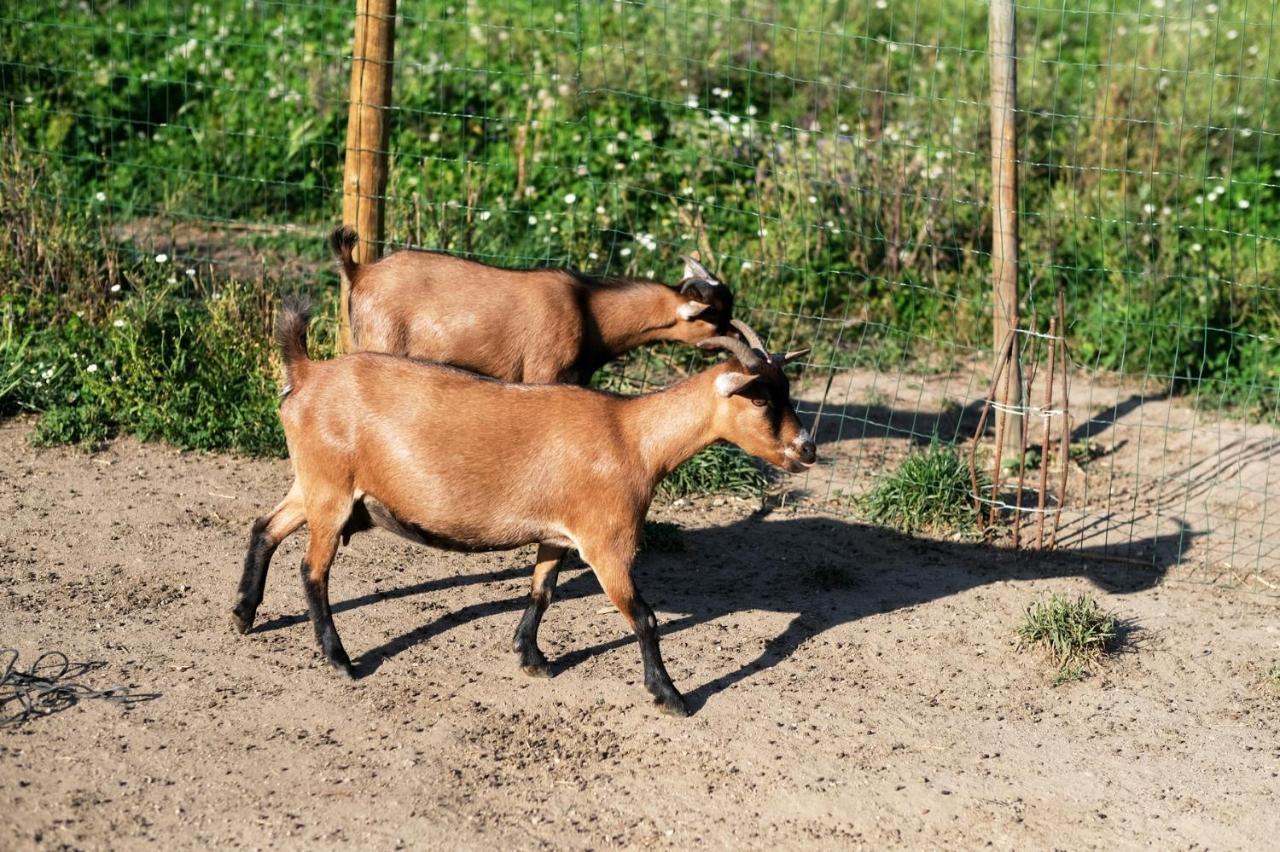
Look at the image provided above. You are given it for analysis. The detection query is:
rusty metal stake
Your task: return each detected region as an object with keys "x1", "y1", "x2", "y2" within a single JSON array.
[{"x1": 1035, "y1": 316, "x2": 1058, "y2": 549}]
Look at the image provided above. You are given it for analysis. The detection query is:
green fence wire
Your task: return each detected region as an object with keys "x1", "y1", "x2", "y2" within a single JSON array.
[{"x1": 3, "y1": 0, "x2": 1277, "y2": 581}]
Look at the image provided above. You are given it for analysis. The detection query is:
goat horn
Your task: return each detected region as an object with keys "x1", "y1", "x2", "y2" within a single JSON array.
[
  {"x1": 698, "y1": 335, "x2": 762, "y2": 370},
  {"x1": 680, "y1": 254, "x2": 715, "y2": 282},
  {"x1": 730, "y1": 319, "x2": 766, "y2": 353}
]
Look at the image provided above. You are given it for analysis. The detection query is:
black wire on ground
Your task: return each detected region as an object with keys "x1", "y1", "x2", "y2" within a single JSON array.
[{"x1": 0, "y1": 647, "x2": 158, "y2": 726}]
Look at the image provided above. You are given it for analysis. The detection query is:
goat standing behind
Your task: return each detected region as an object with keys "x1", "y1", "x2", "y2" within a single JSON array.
[{"x1": 331, "y1": 226, "x2": 735, "y2": 384}]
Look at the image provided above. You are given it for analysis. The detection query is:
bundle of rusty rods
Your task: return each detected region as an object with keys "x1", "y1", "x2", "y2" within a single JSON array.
[{"x1": 968, "y1": 289, "x2": 1071, "y2": 549}]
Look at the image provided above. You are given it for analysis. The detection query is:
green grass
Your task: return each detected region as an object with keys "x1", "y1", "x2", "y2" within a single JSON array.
[
  {"x1": 641, "y1": 521, "x2": 686, "y2": 554},
  {"x1": 659, "y1": 443, "x2": 768, "y2": 499},
  {"x1": 860, "y1": 440, "x2": 987, "y2": 537},
  {"x1": 0, "y1": 129, "x2": 333, "y2": 455},
  {"x1": 1018, "y1": 593, "x2": 1119, "y2": 684},
  {"x1": 1265, "y1": 664, "x2": 1280, "y2": 691},
  {"x1": 800, "y1": 563, "x2": 857, "y2": 592},
  {"x1": 3, "y1": 0, "x2": 1279, "y2": 416},
  {"x1": 2, "y1": 0, "x2": 1279, "y2": 465}
]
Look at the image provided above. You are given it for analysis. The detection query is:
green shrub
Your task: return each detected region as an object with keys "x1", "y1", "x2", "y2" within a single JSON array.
[{"x1": 860, "y1": 440, "x2": 986, "y2": 536}]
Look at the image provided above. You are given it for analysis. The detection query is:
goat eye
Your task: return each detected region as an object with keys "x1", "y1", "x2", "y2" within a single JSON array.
[{"x1": 752, "y1": 398, "x2": 768, "y2": 408}]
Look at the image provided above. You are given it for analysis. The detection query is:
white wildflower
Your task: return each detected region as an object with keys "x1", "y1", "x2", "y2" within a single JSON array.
[
  {"x1": 564, "y1": 193, "x2": 576, "y2": 205},
  {"x1": 155, "y1": 253, "x2": 168, "y2": 264},
  {"x1": 113, "y1": 318, "x2": 126, "y2": 328},
  {"x1": 87, "y1": 364, "x2": 98, "y2": 373}
]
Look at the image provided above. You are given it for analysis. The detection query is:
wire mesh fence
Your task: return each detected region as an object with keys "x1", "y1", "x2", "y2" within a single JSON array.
[{"x1": 2, "y1": 0, "x2": 1277, "y2": 583}]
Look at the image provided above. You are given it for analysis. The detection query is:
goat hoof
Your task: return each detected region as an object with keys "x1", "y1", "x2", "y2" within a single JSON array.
[
  {"x1": 329, "y1": 659, "x2": 357, "y2": 681},
  {"x1": 521, "y1": 661, "x2": 553, "y2": 678},
  {"x1": 654, "y1": 693, "x2": 689, "y2": 718},
  {"x1": 518, "y1": 649, "x2": 552, "y2": 678},
  {"x1": 230, "y1": 608, "x2": 254, "y2": 635}
]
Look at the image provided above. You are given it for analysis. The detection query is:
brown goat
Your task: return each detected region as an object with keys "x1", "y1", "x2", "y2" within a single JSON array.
[
  {"x1": 232, "y1": 302, "x2": 815, "y2": 717},
  {"x1": 331, "y1": 226, "x2": 735, "y2": 383}
]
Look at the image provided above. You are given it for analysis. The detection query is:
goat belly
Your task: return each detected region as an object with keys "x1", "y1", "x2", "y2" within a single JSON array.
[{"x1": 351, "y1": 496, "x2": 541, "y2": 553}]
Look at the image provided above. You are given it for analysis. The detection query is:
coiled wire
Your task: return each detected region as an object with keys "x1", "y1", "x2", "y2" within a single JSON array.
[{"x1": 0, "y1": 648, "x2": 157, "y2": 726}]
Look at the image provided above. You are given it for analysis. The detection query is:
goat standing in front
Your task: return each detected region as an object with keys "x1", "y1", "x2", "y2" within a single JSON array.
[{"x1": 232, "y1": 303, "x2": 815, "y2": 717}]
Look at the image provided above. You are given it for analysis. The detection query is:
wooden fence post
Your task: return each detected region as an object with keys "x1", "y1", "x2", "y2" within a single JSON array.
[
  {"x1": 340, "y1": 0, "x2": 397, "y2": 352},
  {"x1": 989, "y1": 0, "x2": 1024, "y2": 457}
]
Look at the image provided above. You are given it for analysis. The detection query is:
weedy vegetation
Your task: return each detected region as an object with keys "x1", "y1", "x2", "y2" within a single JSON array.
[
  {"x1": 1017, "y1": 593, "x2": 1119, "y2": 684},
  {"x1": 860, "y1": 440, "x2": 987, "y2": 536},
  {"x1": 1, "y1": 0, "x2": 1277, "y2": 475},
  {"x1": 800, "y1": 563, "x2": 858, "y2": 592},
  {"x1": 641, "y1": 521, "x2": 686, "y2": 554},
  {"x1": 659, "y1": 443, "x2": 769, "y2": 499}
]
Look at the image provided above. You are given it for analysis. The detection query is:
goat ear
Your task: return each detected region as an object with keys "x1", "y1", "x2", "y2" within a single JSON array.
[
  {"x1": 681, "y1": 254, "x2": 716, "y2": 284},
  {"x1": 714, "y1": 371, "x2": 759, "y2": 397},
  {"x1": 677, "y1": 300, "x2": 710, "y2": 320},
  {"x1": 781, "y1": 348, "x2": 811, "y2": 365}
]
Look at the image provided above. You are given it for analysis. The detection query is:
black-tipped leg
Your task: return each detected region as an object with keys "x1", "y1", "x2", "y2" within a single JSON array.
[
  {"x1": 300, "y1": 557, "x2": 355, "y2": 680},
  {"x1": 631, "y1": 597, "x2": 687, "y2": 718},
  {"x1": 232, "y1": 516, "x2": 276, "y2": 634},
  {"x1": 512, "y1": 544, "x2": 566, "y2": 677}
]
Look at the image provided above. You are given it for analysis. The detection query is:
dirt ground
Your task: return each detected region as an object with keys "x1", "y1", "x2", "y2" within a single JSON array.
[
  {"x1": 792, "y1": 360, "x2": 1280, "y2": 586},
  {"x1": 1, "y1": 412, "x2": 1278, "y2": 850}
]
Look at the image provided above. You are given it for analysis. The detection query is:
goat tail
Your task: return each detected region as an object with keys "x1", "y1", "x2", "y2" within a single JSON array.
[
  {"x1": 329, "y1": 225, "x2": 360, "y2": 285},
  {"x1": 276, "y1": 296, "x2": 313, "y2": 396}
]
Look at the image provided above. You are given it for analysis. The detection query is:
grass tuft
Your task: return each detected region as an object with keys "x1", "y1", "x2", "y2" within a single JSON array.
[
  {"x1": 1264, "y1": 664, "x2": 1280, "y2": 691},
  {"x1": 860, "y1": 439, "x2": 986, "y2": 536},
  {"x1": 1017, "y1": 593, "x2": 1118, "y2": 684},
  {"x1": 800, "y1": 563, "x2": 857, "y2": 591},
  {"x1": 659, "y1": 443, "x2": 767, "y2": 499},
  {"x1": 641, "y1": 520, "x2": 686, "y2": 553}
]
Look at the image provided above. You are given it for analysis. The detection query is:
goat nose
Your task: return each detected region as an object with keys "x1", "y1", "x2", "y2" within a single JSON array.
[{"x1": 799, "y1": 441, "x2": 817, "y2": 464}]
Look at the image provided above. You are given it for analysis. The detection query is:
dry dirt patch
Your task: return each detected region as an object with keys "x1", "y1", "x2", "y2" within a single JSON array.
[{"x1": 1, "y1": 417, "x2": 1278, "y2": 849}]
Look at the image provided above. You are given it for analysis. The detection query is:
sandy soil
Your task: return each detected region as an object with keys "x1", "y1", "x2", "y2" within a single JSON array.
[{"x1": 2, "y1": 416, "x2": 1278, "y2": 850}]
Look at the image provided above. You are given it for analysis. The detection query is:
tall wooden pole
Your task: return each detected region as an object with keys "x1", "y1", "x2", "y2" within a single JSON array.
[
  {"x1": 989, "y1": 0, "x2": 1024, "y2": 456},
  {"x1": 340, "y1": 0, "x2": 397, "y2": 352}
]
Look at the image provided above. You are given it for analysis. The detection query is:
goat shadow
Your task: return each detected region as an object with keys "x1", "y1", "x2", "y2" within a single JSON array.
[{"x1": 251, "y1": 510, "x2": 1197, "y2": 714}]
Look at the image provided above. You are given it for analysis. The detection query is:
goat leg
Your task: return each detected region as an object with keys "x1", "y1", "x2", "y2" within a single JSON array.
[{"x1": 512, "y1": 543, "x2": 567, "y2": 676}]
